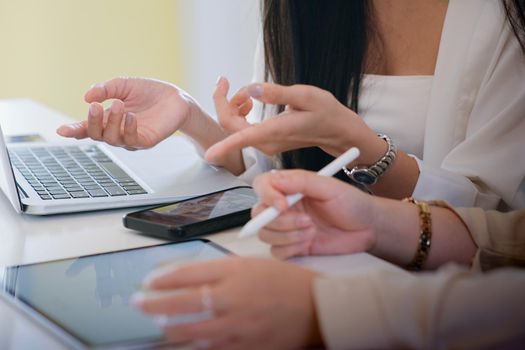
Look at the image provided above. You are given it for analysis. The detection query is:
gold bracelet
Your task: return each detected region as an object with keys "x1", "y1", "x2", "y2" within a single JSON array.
[{"x1": 403, "y1": 197, "x2": 432, "y2": 271}]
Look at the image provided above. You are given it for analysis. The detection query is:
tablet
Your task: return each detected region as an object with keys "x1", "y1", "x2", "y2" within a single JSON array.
[{"x1": 0, "y1": 239, "x2": 230, "y2": 349}]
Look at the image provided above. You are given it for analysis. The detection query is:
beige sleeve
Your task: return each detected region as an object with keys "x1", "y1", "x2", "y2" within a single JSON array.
[
  {"x1": 314, "y1": 264, "x2": 525, "y2": 349},
  {"x1": 454, "y1": 208, "x2": 525, "y2": 270}
]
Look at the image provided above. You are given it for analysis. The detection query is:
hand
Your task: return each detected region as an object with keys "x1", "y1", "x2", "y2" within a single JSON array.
[
  {"x1": 213, "y1": 76, "x2": 253, "y2": 134},
  {"x1": 205, "y1": 82, "x2": 385, "y2": 165},
  {"x1": 57, "y1": 77, "x2": 199, "y2": 150},
  {"x1": 252, "y1": 169, "x2": 378, "y2": 259},
  {"x1": 133, "y1": 257, "x2": 322, "y2": 350}
]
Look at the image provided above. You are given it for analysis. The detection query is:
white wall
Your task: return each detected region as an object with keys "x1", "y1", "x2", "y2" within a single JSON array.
[{"x1": 178, "y1": 0, "x2": 260, "y2": 117}]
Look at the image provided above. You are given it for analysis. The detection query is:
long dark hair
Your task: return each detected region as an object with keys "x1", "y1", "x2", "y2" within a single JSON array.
[{"x1": 262, "y1": 0, "x2": 525, "y2": 178}]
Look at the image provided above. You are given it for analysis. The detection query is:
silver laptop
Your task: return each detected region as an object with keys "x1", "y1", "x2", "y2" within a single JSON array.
[{"x1": 0, "y1": 123, "x2": 248, "y2": 215}]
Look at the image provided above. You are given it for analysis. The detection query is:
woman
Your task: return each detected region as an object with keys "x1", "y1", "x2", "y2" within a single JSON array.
[
  {"x1": 57, "y1": 0, "x2": 525, "y2": 209},
  {"x1": 132, "y1": 169, "x2": 525, "y2": 349}
]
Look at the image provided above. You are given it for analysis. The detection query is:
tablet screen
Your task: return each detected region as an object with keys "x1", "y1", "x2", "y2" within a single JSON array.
[{"x1": 0, "y1": 240, "x2": 229, "y2": 348}]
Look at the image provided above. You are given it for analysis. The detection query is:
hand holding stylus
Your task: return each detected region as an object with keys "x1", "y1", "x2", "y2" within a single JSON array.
[{"x1": 238, "y1": 147, "x2": 360, "y2": 238}]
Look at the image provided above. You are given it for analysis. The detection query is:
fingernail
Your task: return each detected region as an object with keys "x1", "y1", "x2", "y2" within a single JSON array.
[
  {"x1": 296, "y1": 215, "x2": 312, "y2": 228},
  {"x1": 247, "y1": 83, "x2": 263, "y2": 98},
  {"x1": 89, "y1": 103, "x2": 98, "y2": 116},
  {"x1": 273, "y1": 199, "x2": 287, "y2": 211},
  {"x1": 125, "y1": 113, "x2": 134, "y2": 125},
  {"x1": 130, "y1": 292, "x2": 146, "y2": 307},
  {"x1": 111, "y1": 100, "x2": 123, "y2": 114},
  {"x1": 142, "y1": 264, "x2": 178, "y2": 289},
  {"x1": 65, "y1": 122, "x2": 83, "y2": 130}
]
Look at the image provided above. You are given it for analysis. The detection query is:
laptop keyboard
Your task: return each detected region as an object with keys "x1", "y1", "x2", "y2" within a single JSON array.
[{"x1": 8, "y1": 146, "x2": 147, "y2": 200}]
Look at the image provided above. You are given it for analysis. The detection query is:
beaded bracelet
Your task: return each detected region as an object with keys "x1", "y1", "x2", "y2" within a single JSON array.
[{"x1": 403, "y1": 197, "x2": 432, "y2": 271}]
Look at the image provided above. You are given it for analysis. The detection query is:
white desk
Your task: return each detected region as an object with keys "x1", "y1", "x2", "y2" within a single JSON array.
[{"x1": 0, "y1": 99, "x2": 399, "y2": 350}]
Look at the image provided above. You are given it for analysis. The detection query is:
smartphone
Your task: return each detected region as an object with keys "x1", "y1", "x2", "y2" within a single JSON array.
[{"x1": 123, "y1": 186, "x2": 259, "y2": 240}]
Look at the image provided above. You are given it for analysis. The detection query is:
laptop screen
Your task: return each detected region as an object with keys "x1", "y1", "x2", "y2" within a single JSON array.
[{"x1": 0, "y1": 124, "x2": 23, "y2": 212}]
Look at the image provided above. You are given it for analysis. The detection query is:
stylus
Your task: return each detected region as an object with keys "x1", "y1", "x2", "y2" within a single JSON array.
[{"x1": 238, "y1": 147, "x2": 360, "y2": 238}]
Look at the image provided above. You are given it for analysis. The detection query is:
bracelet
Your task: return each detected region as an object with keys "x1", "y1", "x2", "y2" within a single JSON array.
[{"x1": 403, "y1": 197, "x2": 432, "y2": 271}]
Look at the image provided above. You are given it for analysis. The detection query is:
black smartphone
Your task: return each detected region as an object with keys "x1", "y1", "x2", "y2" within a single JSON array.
[{"x1": 123, "y1": 186, "x2": 259, "y2": 241}]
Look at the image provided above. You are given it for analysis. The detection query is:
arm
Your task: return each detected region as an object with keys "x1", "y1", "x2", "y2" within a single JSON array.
[
  {"x1": 56, "y1": 77, "x2": 246, "y2": 175},
  {"x1": 315, "y1": 265, "x2": 525, "y2": 349},
  {"x1": 252, "y1": 169, "x2": 477, "y2": 269}
]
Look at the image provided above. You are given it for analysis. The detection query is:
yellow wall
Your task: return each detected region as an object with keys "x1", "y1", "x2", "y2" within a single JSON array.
[{"x1": 0, "y1": 1, "x2": 183, "y2": 120}]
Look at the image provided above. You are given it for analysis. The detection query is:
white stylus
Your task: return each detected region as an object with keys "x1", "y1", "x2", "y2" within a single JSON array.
[{"x1": 238, "y1": 147, "x2": 360, "y2": 238}]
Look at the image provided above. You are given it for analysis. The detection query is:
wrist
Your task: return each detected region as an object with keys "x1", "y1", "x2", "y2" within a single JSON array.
[
  {"x1": 368, "y1": 197, "x2": 419, "y2": 264},
  {"x1": 178, "y1": 94, "x2": 207, "y2": 136}
]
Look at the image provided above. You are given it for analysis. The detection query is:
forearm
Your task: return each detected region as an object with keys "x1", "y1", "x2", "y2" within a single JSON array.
[
  {"x1": 180, "y1": 102, "x2": 245, "y2": 175},
  {"x1": 314, "y1": 265, "x2": 525, "y2": 349},
  {"x1": 370, "y1": 197, "x2": 477, "y2": 269}
]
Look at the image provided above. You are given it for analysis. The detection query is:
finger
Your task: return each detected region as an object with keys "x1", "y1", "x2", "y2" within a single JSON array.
[
  {"x1": 213, "y1": 77, "x2": 250, "y2": 133},
  {"x1": 204, "y1": 123, "x2": 275, "y2": 164},
  {"x1": 237, "y1": 98, "x2": 253, "y2": 117},
  {"x1": 265, "y1": 170, "x2": 350, "y2": 202},
  {"x1": 133, "y1": 289, "x2": 204, "y2": 315},
  {"x1": 190, "y1": 337, "x2": 233, "y2": 350},
  {"x1": 262, "y1": 211, "x2": 313, "y2": 232},
  {"x1": 204, "y1": 110, "x2": 308, "y2": 162},
  {"x1": 258, "y1": 227, "x2": 313, "y2": 246},
  {"x1": 56, "y1": 121, "x2": 88, "y2": 139},
  {"x1": 270, "y1": 240, "x2": 312, "y2": 260},
  {"x1": 87, "y1": 102, "x2": 104, "y2": 141},
  {"x1": 122, "y1": 112, "x2": 139, "y2": 148},
  {"x1": 143, "y1": 258, "x2": 237, "y2": 290},
  {"x1": 229, "y1": 87, "x2": 250, "y2": 107},
  {"x1": 213, "y1": 76, "x2": 231, "y2": 126},
  {"x1": 250, "y1": 202, "x2": 269, "y2": 217},
  {"x1": 252, "y1": 171, "x2": 288, "y2": 211},
  {"x1": 247, "y1": 83, "x2": 327, "y2": 110},
  {"x1": 102, "y1": 100, "x2": 125, "y2": 146},
  {"x1": 84, "y1": 77, "x2": 129, "y2": 103},
  {"x1": 166, "y1": 317, "x2": 235, "y2": 344}
]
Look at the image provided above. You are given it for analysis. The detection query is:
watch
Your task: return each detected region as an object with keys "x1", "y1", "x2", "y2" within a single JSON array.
[{"x1": 343, "y1": 134, "x2": 397, "y2": 186}]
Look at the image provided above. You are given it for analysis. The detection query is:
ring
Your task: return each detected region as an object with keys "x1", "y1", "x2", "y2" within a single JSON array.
[{"x1": 200, "y1": 285, "x2": 214, "y2": 315}]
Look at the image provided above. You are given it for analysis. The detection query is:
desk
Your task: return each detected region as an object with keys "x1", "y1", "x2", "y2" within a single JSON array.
[{"x1": 0, "y1": 99, "x2": 400, "y2": 350}]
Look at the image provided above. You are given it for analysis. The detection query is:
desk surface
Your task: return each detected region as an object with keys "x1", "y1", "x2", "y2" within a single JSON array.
[{"x1": 0, "y1": 99, "x2": 399, "y2": 350}]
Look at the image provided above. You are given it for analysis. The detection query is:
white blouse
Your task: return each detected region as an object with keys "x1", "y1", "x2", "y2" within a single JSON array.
[
  {"x1": 359, "y1": 75, "x2": 433, "y2": 159},
  {"x1": 239, "y1": 0, "x2": 525, "y2": 210}
]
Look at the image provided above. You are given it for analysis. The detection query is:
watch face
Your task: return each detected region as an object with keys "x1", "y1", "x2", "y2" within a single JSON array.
[{"x1": 351, "y1": 169, "x2": 377, "y2": 186}]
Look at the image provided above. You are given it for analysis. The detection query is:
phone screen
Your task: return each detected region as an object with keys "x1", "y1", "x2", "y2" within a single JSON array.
[{"x1": 133, "y1": 187, "x2": 258, "y2": 226}]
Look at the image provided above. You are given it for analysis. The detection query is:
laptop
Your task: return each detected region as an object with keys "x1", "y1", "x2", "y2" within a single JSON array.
[{"x1": 0, "y1": 122, "x2": 248, "y2": 215}]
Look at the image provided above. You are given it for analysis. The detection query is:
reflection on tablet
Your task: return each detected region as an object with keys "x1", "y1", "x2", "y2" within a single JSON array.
[{"x1": 0, "y1": 240, "x2": 229, "y2": 348}]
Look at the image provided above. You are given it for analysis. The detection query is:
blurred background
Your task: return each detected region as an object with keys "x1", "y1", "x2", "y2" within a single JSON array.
[{"x1": 0, "y1": 0, "x2": 259, "y2": 120}]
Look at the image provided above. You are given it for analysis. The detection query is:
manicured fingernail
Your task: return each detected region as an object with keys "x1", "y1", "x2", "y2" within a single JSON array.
[
  {"x1": 297, "y1": 215, "x2": 312, "y2": 228},
  {"x1": 271, "y1": 171, "x2": 288, "y2": 184},
  {"x1": 273, "y1": 199, "x2": 287, "y2": 211},
  {"x1": 111, "y1": 100, "x2": 123, "y2": 114},
  {"x1": 143, "y1": 264, "x2": 178, "y2": 288},
  {"x1": 130, "y1": 292, "x2": 146, "y2": 306},
  {"x1": 247, "y1": 83, "x2": 263, "y2": 98},
  {"x1": 66, "y1": 122, "x2": 83, "y2": 130},
  {"x1": 89, "y1": 103, "x2": 98, "y2": 116},
  {"x1": 125, "y1": 113, "x2": 134, "y2": 125},
  {"x1": 216, "y1": 76, "x2": 224, "y2": 85}
]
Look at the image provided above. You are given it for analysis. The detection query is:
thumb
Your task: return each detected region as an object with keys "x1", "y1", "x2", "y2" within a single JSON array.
[
  {"x1": 246, "y1": 83, "x2": 323, "y2": 110},
  {"x1": 85, "y1": 77, "x2": 129, "y2": 103},
  {"x1": 253, "y1": 169, "x2": 348, "y2": 210}
]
